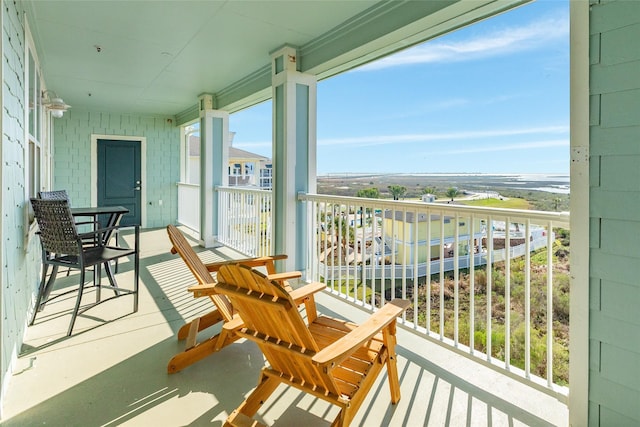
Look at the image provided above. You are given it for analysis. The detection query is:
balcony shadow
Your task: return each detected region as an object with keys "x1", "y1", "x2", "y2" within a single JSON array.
[{"x1": 3, "y1": 228, "x2": 564, "y2": 426}]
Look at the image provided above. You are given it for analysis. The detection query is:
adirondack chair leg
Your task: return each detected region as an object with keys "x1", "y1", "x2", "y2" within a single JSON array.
[
  {"x1": 167, "y1": 331, "x2": 241, "y2": 374},
  {"x1": 303, "y1": 295, "x2": 318, "y2": 324},
  {"x1": 383, "y1": 321, "x2": 402, "y2": 404},
  {"x1": 230, "y1": 372, "x2": 280, "y2": 419},
  {"x1": 177, "y1": 309, "x2": 224, "y2": 340},
  {"x1": 330, "y1": 411, "x2": 347, "y2": 427},
  {"x1": 185, "y1": 318, "x2": 201, "y2": 350},
  {"x1": 224, "y1": 412, "x2": 267, "y2": 427}
]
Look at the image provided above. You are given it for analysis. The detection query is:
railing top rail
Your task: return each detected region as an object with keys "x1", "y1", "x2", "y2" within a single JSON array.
[
  {"x1": 176, "y1": 181, "x2": 200, "y2": 188},
  {"x1": 216, "y1": 185, "x2": 273, "y2": 195},
  {"x1": 298, "y1": 192, "x2": 570, "y2": 227}
]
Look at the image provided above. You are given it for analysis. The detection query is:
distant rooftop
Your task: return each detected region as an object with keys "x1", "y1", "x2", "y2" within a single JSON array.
[{"x1": 188, "y1": 135, "x2": 270, "y2": 162}]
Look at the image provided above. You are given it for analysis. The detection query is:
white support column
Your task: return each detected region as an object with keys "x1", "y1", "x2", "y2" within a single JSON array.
[
  {"x1": 271, "y1": 45, "x2": 317, "y2": 273},
  {"x1": 199, "y1": 94, "x2": 229, "y2": 248},
  {"x1": 569, "y1": 1, "x2": 589, "y2": 425}
]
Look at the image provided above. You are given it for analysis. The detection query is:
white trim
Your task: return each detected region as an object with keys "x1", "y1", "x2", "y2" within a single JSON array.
[
  {"x1": 569, "y1": 1, "x2": 589, "y2": 425},
  {"x1": 199, "y1": 109, "x2": 229, "y2": 247},
  {"x1": 90, "y1": 134, "x2": 147, "y2": 228}
]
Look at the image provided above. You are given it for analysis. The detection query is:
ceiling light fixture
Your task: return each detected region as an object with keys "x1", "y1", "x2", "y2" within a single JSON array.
[{"x1": 42, "y1": 90, "x2": 71, "y2": 118}]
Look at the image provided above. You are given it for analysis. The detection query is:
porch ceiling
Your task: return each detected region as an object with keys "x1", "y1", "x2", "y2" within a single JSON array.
[{"x1": 25, "y1": 0, "x2": 529, "y2": 118}]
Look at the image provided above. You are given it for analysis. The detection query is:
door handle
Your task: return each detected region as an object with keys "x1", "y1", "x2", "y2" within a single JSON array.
[{"x1": 134, "y1": 187, "x2": 141, "y2": 191}]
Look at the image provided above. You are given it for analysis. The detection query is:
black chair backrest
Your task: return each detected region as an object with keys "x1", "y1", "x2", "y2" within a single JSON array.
[
  {"x1": 38, "y1": 190, "x2": 70, "y2": 201},
  {"x1": 30, "y1": 198, "x2": 81, "y2": 255}
]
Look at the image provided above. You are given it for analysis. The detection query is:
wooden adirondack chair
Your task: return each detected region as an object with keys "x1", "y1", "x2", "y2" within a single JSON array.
[
  {"x1": 166, "y1": 225, "x2": 323, "y2": 374},
  {"x1": 215, "y1": 263, "x2": 410, "y2": 427}
]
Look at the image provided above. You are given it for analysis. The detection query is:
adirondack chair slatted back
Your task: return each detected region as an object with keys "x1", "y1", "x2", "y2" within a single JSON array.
[
  {"x1": 166, "y1": 225, "x2": 234, "y2": 321},
  {"x1": 217, "y1": 264, "x2": 342, "y2": 397}
]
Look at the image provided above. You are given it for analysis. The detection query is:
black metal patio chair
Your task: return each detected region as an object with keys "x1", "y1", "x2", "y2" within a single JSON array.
[{"x1": 30, "y1": 198, "x2": 139, "y2": 336}]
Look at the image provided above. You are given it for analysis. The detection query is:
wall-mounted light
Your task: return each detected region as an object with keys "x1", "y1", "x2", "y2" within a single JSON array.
[{"x1": 42, "y1": 90, "x2": 70, "y2": 118}]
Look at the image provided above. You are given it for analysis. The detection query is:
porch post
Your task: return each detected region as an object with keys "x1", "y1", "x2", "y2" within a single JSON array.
[
  {"x1": 199, "y1": 94, "x2": 229, "y2": 248},
  {"x1": 271, "y1": 45, "x2": 317, "y2": 273}
]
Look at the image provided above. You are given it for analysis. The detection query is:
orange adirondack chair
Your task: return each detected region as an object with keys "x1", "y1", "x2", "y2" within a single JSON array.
[
  {"x1": 215, "y1": 263, "x2": 410, "y2": 427},
  {"x1": 166, "y1": 225, "x2": 322, "y2": 374}
]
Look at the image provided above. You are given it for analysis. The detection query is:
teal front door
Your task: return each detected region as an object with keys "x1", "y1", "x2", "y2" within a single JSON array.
[{"x1": 97, "y1": 139, "x2": 141, "y2": 226}]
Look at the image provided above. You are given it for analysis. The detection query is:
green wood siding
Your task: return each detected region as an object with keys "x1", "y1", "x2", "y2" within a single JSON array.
[
  {"x1": 589, "y1": 1, "x2": 640, "y2": 424},
  {"x1": 0, "y1": 0, "x2": 43, "y2": 404},
  {"x1": 53, "y1": 110, "x2": 180, "y2": 228}
]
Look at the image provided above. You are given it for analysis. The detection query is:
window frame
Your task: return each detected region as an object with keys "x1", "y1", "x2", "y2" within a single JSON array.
[{"x1": 25, "y1": 19, "x2": 52, "y2": 234}]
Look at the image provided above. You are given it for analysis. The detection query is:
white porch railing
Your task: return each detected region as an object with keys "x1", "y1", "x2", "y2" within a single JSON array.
[
  {"x1": 299, "y1": 193, "x2": 570, "y2": 399},
  {"x1": 195, "y1": 186, "x2": 571, "y2": 397},
  {"x1": 217, "y1": 186, "x2": 272, "y2": 257},
  {"x1": 177, "y1": 182, "x2": 200, "y2": 231}
]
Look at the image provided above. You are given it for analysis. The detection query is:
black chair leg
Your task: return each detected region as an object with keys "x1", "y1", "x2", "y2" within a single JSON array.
[
  {"x1": 30, "y1": 263, "x2": 49, "y2": 325},
  {"x1": 95, "y1": 263, "x2": 102, "y2": 303},
  {"x1": 68, "y1": 269, "x2": 87, "y2": 336},
  {"x1": 104, "y1": 261, "x2": 121, "y2": 296},
  {"x1": 40, "y1": 265, "x2": 59, "y2": 311},
  {"x1": 133, "y1": 227, "x2": 140, "y2": 312}
]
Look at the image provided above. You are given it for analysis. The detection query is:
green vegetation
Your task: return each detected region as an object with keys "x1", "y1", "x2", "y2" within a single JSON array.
[
  {"x1": 460, "y1": 197, "x2": 530, "y2": 210},
  {"x1": 324, "y1": 230, "x2": 571, "y2": 385},
  {"x1": 499, "y1": 189, "x2": 569, "y2": 212},
  {"x1": 317, "y1": 175, "x2": 569, "y2": 213},
  {"x1": 445, "y1": 187, "x2": 459, "y2": 201},
  {"x1": 387, "y1": 185, "x2": 407, "y2": 200},
  {"x1": 422, "y1": 186, "x2": 437, "y2": 195},
  {"x1": 406, "y1": 231, "x2": 571, "y2": 385},
  {"x1": 356, "y1": 187, "x2": 380, "y2": 198}
]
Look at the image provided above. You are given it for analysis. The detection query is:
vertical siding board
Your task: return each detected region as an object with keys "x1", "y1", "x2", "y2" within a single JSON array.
[
  {"x1": 1, "y1": 0, "x2": 38, "y2": 404},
  {"x1": 589, "y1": 375, "x2": 640, "y2": 422},
  {"x1": 589, "y1": 94, "x2": 600, "y2": 126},
  {"x1": 53, "y1": 109, "x2": 179, "y2": 228},
  {"x1": 590, "y1": 125, "x2": 640, "y2": 155},
  {"x1": 600, "y1": 343, "x2": 640, "y2": 389},
  {"x1": 589, "y1": 34, "x2": 600, "y2": 65},
  {"x1": 599, "y1": 279, "x2": 640, "y2": 324},
  {"x1": 591, "y1": 250, "x2": 640, "y2": 287},
  {"x1": 600, "y1": 23, "x2": 640, "y2": 66},
  {"x1": 589, "y1": 278, "x2": 601, "y2": 311},
  {"x1": 590, "y1": 60, "x2": 640, "y2": 94},
  {"x1": 600, "y1": 89, "x2": 640, "y2": 128},
  {"x1": 590, "y1": 1, "x2": 640, "y2": 34},
  {"x1": 590, "y1": 3, "x2": 640, "y2": 423},
  {"x1": 600, "y1": 407, "x2": 640, "y2": 426}
]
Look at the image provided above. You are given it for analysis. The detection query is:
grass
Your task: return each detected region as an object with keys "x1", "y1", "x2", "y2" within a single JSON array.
[{"x1": 458, "y1": 197, "x2": 530, "y2": 209}]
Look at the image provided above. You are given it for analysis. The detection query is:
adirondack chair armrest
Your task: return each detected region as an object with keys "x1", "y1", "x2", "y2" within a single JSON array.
[
  {"x1": 312, "y1": 299, "x2": 410, "y2": 368},
  {"x1": 222, "y1": 314, "x2": 244, "y2": 332},
  {"x1": 204, "y1": 254, "x2": 288, "y2": 272},
  {"x1": 288, "y1": 281, "x2": 325, "y2": 303},
  {"x1": 266, "y1": 271, "x2": 302, "y2": 282},
  {"x1": 187, "y1": 283, "x2": 217, "y2": 297}
]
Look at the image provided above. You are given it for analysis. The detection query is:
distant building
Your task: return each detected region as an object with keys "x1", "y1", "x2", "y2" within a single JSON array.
[
  {"x1": 382, "y1": 211, "x2": 485, "y2": 262},
  {"x1": 185, "y1": 134, "x2": 272, "y2": 189},
  {"x1": 228, "y1": 146, "x2": 272, "y2": 189},
  {"x1": 421, "y1": 194, "x2": 436, "y2": 203}
]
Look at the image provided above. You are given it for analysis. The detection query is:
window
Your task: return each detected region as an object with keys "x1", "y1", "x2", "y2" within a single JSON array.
[
  {"x1": 26, "y1": 23, "x2": 51, "y2": 214},
  {"x1": 27, "y1": 49, "x2": 43, "y2": 199},
  {"x1": 182, "y1": 123, "x2": 200, "y2": 184},
  {"x1": 259, "y1": 164, "x2": 273, "y2": 189}
]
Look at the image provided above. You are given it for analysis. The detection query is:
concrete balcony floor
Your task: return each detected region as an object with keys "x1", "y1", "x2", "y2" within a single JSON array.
[{"x1": 1, "y1": 227, "x2": 568, "y2": 426}]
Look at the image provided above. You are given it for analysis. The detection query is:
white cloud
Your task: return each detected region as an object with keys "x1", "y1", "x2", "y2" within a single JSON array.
[
  {"x1": 316, "y1": 125, "x2": 568, "y2": 148},
  {"x1": 359, "y1": 14, "x2": 569, "y2": 71},
  {"x1": 438, "y1": 139, "x2": 568, "y2": 155}
]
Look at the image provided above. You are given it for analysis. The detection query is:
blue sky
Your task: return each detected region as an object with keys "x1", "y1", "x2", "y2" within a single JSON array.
[{"x1": 230, "y1": 0, "x2": 569, "y2": 175}]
